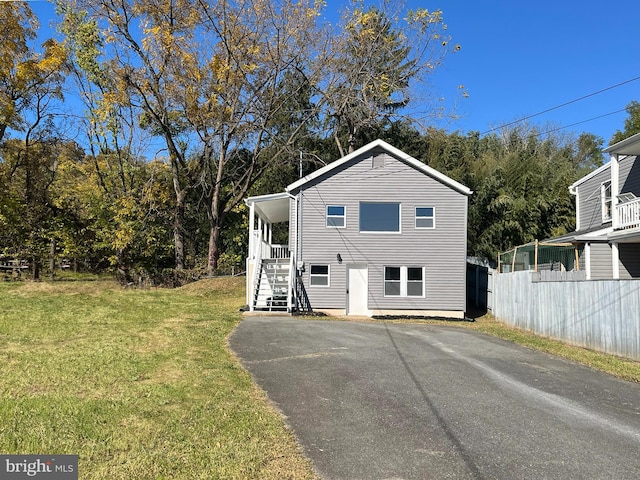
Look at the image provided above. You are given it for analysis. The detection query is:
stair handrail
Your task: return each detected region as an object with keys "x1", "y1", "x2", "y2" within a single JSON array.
[
  {"x1": 287, "y1": 253, "x2": 296, "y2": 313},
  {"x1": 250, "y1": 240, "x2": 263, "y2": 312}
]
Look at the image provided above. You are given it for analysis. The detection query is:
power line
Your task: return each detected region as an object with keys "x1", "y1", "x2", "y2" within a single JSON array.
[{"x1": 480, "y1": 75, "x2": 640, "y2": 136}]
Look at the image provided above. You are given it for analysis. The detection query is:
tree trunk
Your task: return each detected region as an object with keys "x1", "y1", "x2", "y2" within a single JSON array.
[
  {"x1": 172, "y1": 176, "x2": 186, "y2": 271},
  {"x1": 207, "y1": 224, "x2": 221, "y2": 276},
  {"x1": 49, "y1": 238, "x2": 56, "y2": 281}
]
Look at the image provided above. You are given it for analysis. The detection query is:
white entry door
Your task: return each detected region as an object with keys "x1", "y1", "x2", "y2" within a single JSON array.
[{"x1": 346, "y1": 264, "x2": 369, "y2": 316}]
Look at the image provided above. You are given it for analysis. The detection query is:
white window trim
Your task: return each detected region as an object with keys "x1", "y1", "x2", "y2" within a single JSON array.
[
  {"x1": 601, "y1": 181, "x2": 612, "y2": 223},
  {"x1": 383, "y1": 266, "x2": 425, "y2": 298},
  {"x1": 415, "y1": 206, "x2": 436, "y2": 229},
  {"x1": 309, "y1": 264, "x2": 330, "y2": 287},
  {"x1": 326, "y1": 205, "x2": 346, "y2": 229},
  {"x1": 359, "y1": 202, "x2": 402, "y2": 234}
]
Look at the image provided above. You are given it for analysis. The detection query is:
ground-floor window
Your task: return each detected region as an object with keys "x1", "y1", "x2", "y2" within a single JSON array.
[
  {"x1": 310, "y1": 264, "x2": 330, "y2": 286},
  {"x1": 384, "y1": 266, "x2": 424, "y2": 297}
]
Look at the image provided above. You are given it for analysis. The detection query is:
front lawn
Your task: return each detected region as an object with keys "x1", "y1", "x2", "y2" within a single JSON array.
[{"x1": 0, "y1": 278, "x2": 314, "y2": 479}]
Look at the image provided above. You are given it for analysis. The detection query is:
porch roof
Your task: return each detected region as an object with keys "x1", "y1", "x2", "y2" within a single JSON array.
[
  {"x1": 603, "y1": 131, "x2": 640, "y2": 156},
  {"x1": 244, "y1": 192, "x2": 290, "y2": 224}
]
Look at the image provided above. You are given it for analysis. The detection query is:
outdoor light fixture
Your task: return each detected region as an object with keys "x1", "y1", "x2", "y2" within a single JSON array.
[{"x1": 336, "y1": 253, "x2": 342, "y2": 263}]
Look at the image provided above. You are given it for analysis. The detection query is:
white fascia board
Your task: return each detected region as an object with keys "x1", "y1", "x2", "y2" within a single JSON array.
[
  {"x1": 286, "y1": 139, "x2": 473, "y2": 196},
  {"x1": 603, "y1": 131, "x2": 640, "y2": 154},
  {"x1": 569, "y1": 161, "x2": 611, "y2": 191}
]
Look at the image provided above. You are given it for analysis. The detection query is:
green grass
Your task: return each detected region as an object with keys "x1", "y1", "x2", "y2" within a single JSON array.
[
  {"x1": 460, "y1": 314, "x2": 640, "y2": 383},
  {"x1": 0, "y1": 279, "x2": 314, "y2": 479}
]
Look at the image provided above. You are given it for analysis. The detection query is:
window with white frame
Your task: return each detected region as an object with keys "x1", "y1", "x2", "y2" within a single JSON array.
[
  {"x1": 415, "y1": 207, "x2": 435, "y2": 229},
  {"x1": 310, "y1": 264, "x2": 330, "y2": 286},
  {"x1": 326, "y1": 205, "x2": 346, "y2": 228},
  {"x1": 601, "y1": 181, "x2": 612, "y2": 222},
  {"x1": 384, "y1": 266, "x2": 424, "y2": 297},
  {"x1": 360, "y1": 202, "x2": 400, "y2": 232}
]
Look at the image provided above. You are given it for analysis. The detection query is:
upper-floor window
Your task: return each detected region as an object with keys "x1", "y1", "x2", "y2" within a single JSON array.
[
  {"x1": 360, "y1": 202, "x2": 400, "y2": 233},
  {"x1": 326, "y1": 205, "x2": 346, "y2": 228},
  {"x1": 415, "y1": 207, "x2": 435, "y2": 229},
  {"x1": 601, "y1": 181, "x2": 612, "y2": 222}
]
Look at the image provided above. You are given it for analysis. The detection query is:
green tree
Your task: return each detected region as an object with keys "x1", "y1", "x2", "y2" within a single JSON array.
[{"x1": 610, "y1": 100, "x2": 640, "y2": 145}]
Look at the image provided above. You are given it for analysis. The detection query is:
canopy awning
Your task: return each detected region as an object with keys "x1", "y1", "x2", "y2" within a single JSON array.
[{"x1": 244, "y1": 192, "x2": 290, "y2": 224}]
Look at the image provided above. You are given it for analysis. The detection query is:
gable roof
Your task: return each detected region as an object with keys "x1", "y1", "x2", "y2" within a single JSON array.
[
  {"x1": 569, "y1": 161, "x2": 610, "y2": 192},
  {"x1": 285, "y1": 139, "x2": 473, "y2": 196}
]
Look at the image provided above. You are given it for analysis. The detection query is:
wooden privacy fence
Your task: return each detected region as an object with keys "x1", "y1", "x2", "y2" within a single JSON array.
[{"x1": 492, "y1": 271, "x2": 640, "y2": 360}]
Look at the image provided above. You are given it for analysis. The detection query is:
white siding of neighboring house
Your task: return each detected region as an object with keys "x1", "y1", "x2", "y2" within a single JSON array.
[{"x1": 291, "y1": 149, "x2": 468, "y2": 313}]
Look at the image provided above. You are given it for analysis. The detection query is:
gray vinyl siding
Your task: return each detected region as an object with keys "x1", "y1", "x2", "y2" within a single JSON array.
[
  {"x1": 619, "y1": 243, "x2": 640, "y2": 279},
  {"x1": 576, "y1": 166, "x2": 611, "y2": 231},
  {"x1": 619, "y1": 155, "x2": 640, "y2": 196},
  {"x1": 293, "y1": 149, "x2": 468, "y2": 312},
  {"x1": 590, "y1": 242, "x2": 613, "y2": 279}
]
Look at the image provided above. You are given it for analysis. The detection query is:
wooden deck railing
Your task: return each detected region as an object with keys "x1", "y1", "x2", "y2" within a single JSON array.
[{"x1": 616, "y1": 197, "x2": 640, "y2": 230}]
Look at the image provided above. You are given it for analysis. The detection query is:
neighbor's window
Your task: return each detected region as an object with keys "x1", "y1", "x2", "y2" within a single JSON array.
[
  {"x1": 310, "y1": 264, "x2": 330, "y2": 286},
  {"x1": 326, "y1": 205, "x2": 346, "y2": 228},
  {"x1": 360, "y1": 202, "x2": 400, "y2": 232},
  {"x1": 415, "y1": 207, "x2": 435, "y2": 229},
  {"x1": 384, "y1": 266, "x2": 424, "y2": 297},
  {"x1": 602, "y1": 181, "x2": 612, "y2": 222}
]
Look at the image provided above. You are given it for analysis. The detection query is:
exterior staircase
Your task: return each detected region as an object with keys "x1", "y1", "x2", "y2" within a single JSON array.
[{"x1": 253, "y1": 258, "x2": 291, "y2": 312}]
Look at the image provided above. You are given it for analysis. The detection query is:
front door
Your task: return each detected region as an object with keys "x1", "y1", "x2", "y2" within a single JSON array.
[{"x1": 346, "y1": 264, "x2": 369, "y2": 316}]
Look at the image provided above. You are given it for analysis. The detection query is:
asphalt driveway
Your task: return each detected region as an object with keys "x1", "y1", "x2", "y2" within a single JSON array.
[{"x1": 229, "y1": 316, "x2": 640, "y2": 480}]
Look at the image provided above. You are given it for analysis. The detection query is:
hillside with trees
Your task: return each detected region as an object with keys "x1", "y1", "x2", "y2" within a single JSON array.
[{"x1": 0, "y1": 0, "x2": 623, "y2": 284}]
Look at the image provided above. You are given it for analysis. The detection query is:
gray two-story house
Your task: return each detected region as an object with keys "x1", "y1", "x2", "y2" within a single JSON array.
[
  {"x1": 244, "y1": 139, "x2": 472, "y2": 318},
  {"x1": 563, "y1": 132, "x2": 640, "y2": 279}
]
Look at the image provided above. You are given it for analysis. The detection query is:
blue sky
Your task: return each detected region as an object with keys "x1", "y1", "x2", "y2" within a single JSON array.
[
  {"x1": 424, "y1": 0, "x2": 640, "y2": 144},
  {"x1": 29, "y1": 0, "x2": 640, "y2": 145}
]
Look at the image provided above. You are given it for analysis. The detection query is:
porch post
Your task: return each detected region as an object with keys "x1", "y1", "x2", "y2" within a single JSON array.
[
  {"x1": 611, "y1": 153, "x2": 620, "y2": 229},
  {"x1": 612, "y1": 242, "x2": 620, "y2": 279},
  {"x1": 248, "y1": 202, "x2": 255, "y2": 259},
  {"x1": 584, "y1": 243, "x2": 591, "y2": 280}
]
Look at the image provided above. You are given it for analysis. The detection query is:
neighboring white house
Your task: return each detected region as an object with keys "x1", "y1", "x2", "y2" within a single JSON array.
[
  {"x1": 554, "y1": 132, "x2": 640, "y2": 279},
  {"x1": 244, "y1": 139, "x2": 473, "y2": 318}
]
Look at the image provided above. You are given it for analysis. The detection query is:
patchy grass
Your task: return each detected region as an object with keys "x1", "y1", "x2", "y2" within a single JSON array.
[
  {"x1": 460, "y1": 314, "x2": 640, "y2": 383},
  {"x1": 0, "y1": 278, "x2": 315, "y2": 479}
]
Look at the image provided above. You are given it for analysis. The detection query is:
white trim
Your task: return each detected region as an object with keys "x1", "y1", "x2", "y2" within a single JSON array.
[
  {"x1": 601, "y1": 181, "x2": 612, "y2": 223},
  {"x1": 415, "y1": 206, "x2": 436, "y2": 229},
  {"x1": 612, "y1": 242, "x2": 620, "y2": 279},
  {"x1": 383, "y1": 265, "x2": 425, "y2": 298},
  {"x1": 359, "y1": 201, "x2": 402, "y2": 233},
  {"x1": 569, "y1": 162, "x2": 611, "y2": 190},
  {"x1": 286, "y1": 139, "x2": 473, "y2": 196},
  {"x1": 309, "y1": 264, "x2": 330, "y2": 287},
  {"x1": 326, "y1": 205, "x2": 346, "y2": 228},
  {"x1": 585, "y1": 243, "x2": 591, "y2": 280}
]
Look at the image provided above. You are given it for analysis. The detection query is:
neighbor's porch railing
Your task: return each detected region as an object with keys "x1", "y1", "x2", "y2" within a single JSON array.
[{"x1": 616, "y1": 197, "x2": 640, "y2": 230}]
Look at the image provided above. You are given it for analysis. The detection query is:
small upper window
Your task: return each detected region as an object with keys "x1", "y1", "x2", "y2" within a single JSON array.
[
  {"x1": 415, "y1": 207, "x2": 435, "y2": 229},
  {"x1": 326, "y1": 205, "x2": 346, "y2": 228},
  {"x1": 602, "y1": 181, "x2": 612, "y2": 222},
  {"x1": 310, "y1": 264, "x2": 330, "y2": 286},
  {"x1": 360, "y1": 202, "x2": 400, "y2": 232}
]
